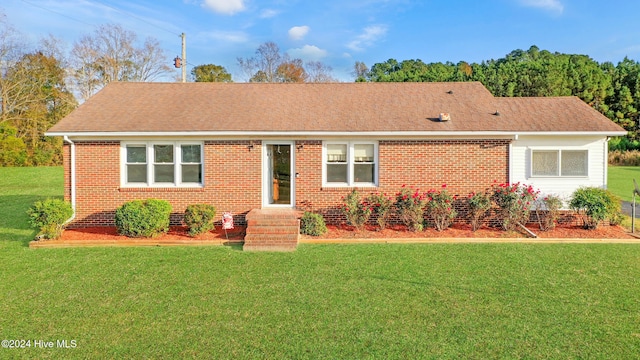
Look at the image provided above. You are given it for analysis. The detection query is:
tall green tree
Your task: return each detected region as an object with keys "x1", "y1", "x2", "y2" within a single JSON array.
[
  {"x1": 191, "y1": 64, "x2": 232, "y2": 82},
  {"x1": 4, "y1": 51, "x2": 76, "y2": 165},
  {"x1": 605, "y1": 58, "x2": 640, "y2": 139},
  {"x1": 0, "y1": 14, "x2": 76, "y2": 166}
]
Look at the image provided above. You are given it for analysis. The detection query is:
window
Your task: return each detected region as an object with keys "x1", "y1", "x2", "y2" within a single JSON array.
[
  {"x1": 181, "y1": 144, "x2": 203, "y2": 183},
  {"x1": 326, "y1": 144, "x2": 348, "y2": 183},
  {"x1": 154, "y1": 144, "x2": 174, "y2": 183},
  {"x1": 324, "y1": 141, "x2": 377, "y2": 186},
  {"x1": 531, "y1": 150, "x2": 587, "y2": 177},
  {"x1": 122, "y1": 142, "x2": 203, "y2": 187},
  {"x1": 125, "y1": 145, "x2": 147, "y2": 183}
]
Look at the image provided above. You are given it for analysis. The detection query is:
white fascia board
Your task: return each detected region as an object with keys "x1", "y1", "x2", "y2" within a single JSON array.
[{"x1": 45, "y1": 130, "x2": 628, "y2": 139}]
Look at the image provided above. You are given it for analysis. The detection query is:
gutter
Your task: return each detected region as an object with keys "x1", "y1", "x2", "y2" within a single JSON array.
[
  {"x1": 604, "y1": 137, "x2": 611, "y2": 189},
  {"x1": 63, "y1": 136, "x2": 76, "y2": 225},
  {"x1": 45, "y1": 130, "x2": 629, "y2": 138},
  {"x1": 508, "y1": 134, "x2": 517, "y2": 184}
]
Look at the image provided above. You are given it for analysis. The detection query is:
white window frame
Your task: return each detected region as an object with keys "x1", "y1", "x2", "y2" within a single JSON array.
[
  {"x1": 322, "y1": 141, "x2": 378, "y2": 187},
  {"x1": 120, "y1": 141, "x2": 204, "y2": 188},
  {"x1": 530, "y1": 148, "x2": 588, "y2": 178}
]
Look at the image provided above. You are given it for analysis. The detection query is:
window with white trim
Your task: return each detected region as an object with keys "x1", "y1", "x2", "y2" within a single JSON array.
[
  {"x1": 122, "y1": 142, "x2": 203, "y2": 187},
  {"x1": 324, "y1": 141, "x2": 377, "y2": 186},
  {"x1": 531, "y1": 149, "x2": 588, "y2": 177}
]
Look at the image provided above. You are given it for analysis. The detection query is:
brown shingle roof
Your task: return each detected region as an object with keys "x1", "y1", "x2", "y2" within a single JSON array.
[{"x1": 47, "y1": 82, "x2": 625, "y2": 135}]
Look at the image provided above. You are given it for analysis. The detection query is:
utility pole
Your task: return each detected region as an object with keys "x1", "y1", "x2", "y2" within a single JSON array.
[{"x1": 181, "y1": 33, "x2": 187, "y2": 83}]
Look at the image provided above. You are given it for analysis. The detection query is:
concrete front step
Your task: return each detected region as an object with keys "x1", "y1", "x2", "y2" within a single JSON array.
[
  {"x1": 245, "y1": 225, "x2": 300, "y2": 235},
  {"x1": 246, "y1": 219, "x2": 300, "y2": 227},
  {"x1": 244, "y1": 233, "x2": 299, "y2": 241},
  {"x1": 244, "y1": 209, "x2": 301, "y2": 251}
]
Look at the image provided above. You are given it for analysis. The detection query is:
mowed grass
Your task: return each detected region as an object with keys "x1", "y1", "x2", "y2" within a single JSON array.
[
  {"x1": 1, "y1": 167, "x2": 640, "y2": 359},
  {"x1": 608, "y1": 165, "x2": 640, "y2": 202},
  {"x1": 0, "y1": 166, "x2": 63, "y2": 244}
]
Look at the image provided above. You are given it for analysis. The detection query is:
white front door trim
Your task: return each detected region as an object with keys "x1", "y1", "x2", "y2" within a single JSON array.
[{"x1": 261, "y1": 140, "x2": 295, "y2": 208}]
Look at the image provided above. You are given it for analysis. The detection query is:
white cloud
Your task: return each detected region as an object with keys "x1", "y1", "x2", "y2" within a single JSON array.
[
  {"x1": 346, "y1": 25, "x2": 388, "y2": 51},
  {"x1": 260, "y1": 9, "x2": 279, "y2": 18},
  {"x1": 288, "y1": 26, "x2": 310, "y2": 41},
  {"x1": 519, "y1": 0, "x2": 564, "y2": 13},
  {"x1": 205, "y1": 30, "x2": 249, "y2": 43},
  {"x1": 202, "y1": 0, "x2": 246, "y2": 15},
  {"x1": 287, "y1": 45, "x2": 328, "y2": 61}
]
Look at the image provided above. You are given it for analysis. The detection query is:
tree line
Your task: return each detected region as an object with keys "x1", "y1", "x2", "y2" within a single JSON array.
[{"x1": 357, "y1": 45, "x2": 640, "y2": 148}]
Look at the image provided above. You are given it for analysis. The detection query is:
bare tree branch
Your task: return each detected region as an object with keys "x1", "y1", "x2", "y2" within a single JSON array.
[{"x1": 70, "y1": 24, "x2": 172, "y2": 101}]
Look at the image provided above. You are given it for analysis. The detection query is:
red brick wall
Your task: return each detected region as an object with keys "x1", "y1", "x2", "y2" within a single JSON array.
[
  {"x1": 67, "y1": 139, "x2": 509, "y2": 227},
  {"x1": 295, "y1": 139, "x2": 510, "y2": 223},
  {"x1": 68, "y1": 140, "x2": 261, "y2": 228}
]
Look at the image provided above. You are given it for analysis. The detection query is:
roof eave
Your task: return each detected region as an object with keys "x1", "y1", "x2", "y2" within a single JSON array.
[{"x1": 46, "y1": 130, "x2": 628, "y2": 138}]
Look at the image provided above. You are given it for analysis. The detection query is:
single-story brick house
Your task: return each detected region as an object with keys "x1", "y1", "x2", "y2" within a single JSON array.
[{"x1": 46, "y1": 82, "x2": 626, "y2": 228}]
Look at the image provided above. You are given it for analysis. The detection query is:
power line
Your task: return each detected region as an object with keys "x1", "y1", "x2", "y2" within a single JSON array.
[
  {"x1": 20, "y1": 0, "x2": 95, "y2": 27},
  {"x1": 19, "y1": 0, "x2": 181, "y2": 38},
  {"x1": 19, "y1": 0, "x2": 190, "y2": 72},
  {"x1": 85, "y1": 0, "x2": 181, "y2": 37}
]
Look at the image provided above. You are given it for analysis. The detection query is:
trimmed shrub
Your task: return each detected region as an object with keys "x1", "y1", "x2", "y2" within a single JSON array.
[
  {"x1": 115, "y1": 199, "x2": 172, "y2": 238},
  {"x1": 184, "y1": 204, "x2": 217, "y2": 237},
  {"x1": 367, "y1": 192, "x2": 394, "y2": 230},
  {"x1": 341, "y1": 189, "x2": 372, "y2": 231},
  {"x1": 26, "y1": 198, "x2": 73, "y2": 239},
  {"x1": 395, "y1": 186, "x2": 427, "y2": 232},
  {"x1": 608, "y1": 195, "x2": 624, "y2": 226},
  {"x1": 426, "y1": 186, "x2": 457, "y2": 231},
  {"x1": 467, "y1": 190, "x2": 492, "y2": 231},
  {"x1": 569, "y1": 187, "x2": 620, "y2": 230},
  {"x1": 300, "y1": 211, "x2": 327, "y2": 236}
]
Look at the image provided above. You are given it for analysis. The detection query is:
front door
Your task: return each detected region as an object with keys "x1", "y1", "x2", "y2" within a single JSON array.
[{"x1": 263, "y1": 142, "x2": 294, "y2": 207}]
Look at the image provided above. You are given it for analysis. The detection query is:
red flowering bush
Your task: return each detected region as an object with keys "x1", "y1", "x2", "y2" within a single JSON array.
[
  {"x1": 340, "y1": 189, "x2": 372, "y2": 231},
  {"x1": 395, "y1": 186, "x2": 427, "y2": 231},
  {"x1": 367, "y1": 192, "x2": 394, "y2": 230},
  {"x1": 467, "y1": 190, "x2": 492, "y2": 231},
  {"x1": 491, "y1": 182, "x2": 539, "y2": 231},
  {"x1": 425, "y1": 186, "x2": 457, "y2": 231}
]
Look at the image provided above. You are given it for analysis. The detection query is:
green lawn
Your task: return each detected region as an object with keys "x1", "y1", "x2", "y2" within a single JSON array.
[
  {"x1": 1, "y1": 167, "x2": 640, "y2": 358},
  {"x1": 608, "y1": 165, "x2": 640, "y2": 202}
]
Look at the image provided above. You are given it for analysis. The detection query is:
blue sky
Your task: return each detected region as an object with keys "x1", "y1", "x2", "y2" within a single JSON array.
[{"x1": 4, "y1": 0, "x2": 640, "y2": 81}]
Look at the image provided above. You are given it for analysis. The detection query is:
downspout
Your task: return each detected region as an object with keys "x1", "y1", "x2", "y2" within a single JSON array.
[
  {"x1": 604, "y1": 136, "x2": 610, "y2": 189},
  {"x1": 508, "y1": 134, "x2": 518, "y2": 185},
  {"x1": 63, "y1": 136, "x2": 76, "y2": 225}
]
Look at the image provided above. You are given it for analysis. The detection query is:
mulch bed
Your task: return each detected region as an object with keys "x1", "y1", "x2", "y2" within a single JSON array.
[
  {"x1": 29, "y1": 222, "x2": 638, "y2": 248},
  {"x1": 29, "y1": 226, "x2": 245, "y2": 248},
  {"x1": 301, "y1": 223, "x2": 637, "y2": 240},
  {"x1": 59, "y1": 225, "x2": 246, "y2": 241}
]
